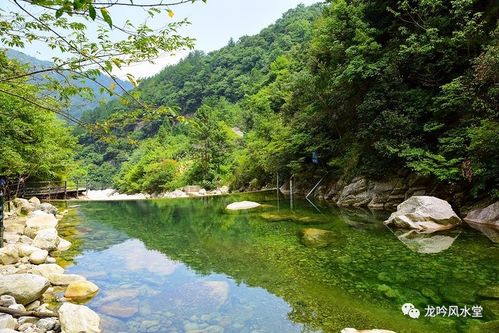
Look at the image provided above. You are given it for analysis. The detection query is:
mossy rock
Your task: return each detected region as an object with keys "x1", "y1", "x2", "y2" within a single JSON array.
[
  {"x1": 261, "y1": 211, "x2": 327, "y2": 224},
  {"x1": 440, "y1": 283, "x2": 477, "y2": 304},
  {"x1": 376, "y1": 284, "x2": 402, "y2": 299},
  {"x1": 483, "y1": 300, "x2": 499, "y2": 320},
  {"x1": 478, "y1": 285, "x2": 499, "y2": 299},
  {"x1": 299, "y1": 228, "x2": 335, "y2": 248}
]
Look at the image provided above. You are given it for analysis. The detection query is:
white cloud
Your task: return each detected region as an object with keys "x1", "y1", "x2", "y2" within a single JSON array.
[{"x1": 112, "y1": 50, "x2": 188, "y2": 80}]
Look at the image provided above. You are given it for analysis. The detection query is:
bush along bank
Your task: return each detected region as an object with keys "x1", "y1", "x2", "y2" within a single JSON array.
[{"x1": 0, "y1": 198, "x2": 101, "y2": 333}]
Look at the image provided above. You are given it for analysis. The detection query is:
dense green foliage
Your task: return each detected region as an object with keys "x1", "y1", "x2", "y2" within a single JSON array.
[
  {"x1": 0, "y1": 52, "x2": 78, "y2": 182},
  {"x1": 80, "y1": 1, "x2": 498, "y2": 198}
]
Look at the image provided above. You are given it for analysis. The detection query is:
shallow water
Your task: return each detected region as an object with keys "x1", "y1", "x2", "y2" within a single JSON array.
[{"x1": 56, "y1": 193, "x2": 498, "y2": 333}]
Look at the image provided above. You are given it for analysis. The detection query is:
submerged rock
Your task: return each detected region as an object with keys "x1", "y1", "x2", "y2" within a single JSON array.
[
  {"x1": 299, "y1": 228, "x2": 335, "y2": 248},
  {"x1": 99, "y1": 301, "x2": 139, "y2": 318},
  {"x1": 226, "y1": 201, "x2": 261, "y2": 211},
  {"x1": 59, "y1": 302, "x2": 101, "y2": 333},
  {"x1": 260, "y1": 212, "x2": 327, "y2": 224},
  {"x1": 0, "y1": 274, "x2": 50, "y2": 305},
  {"x1": 465, "y1": 201, "x2": 499, "y2": 228},
  {"x1": 384, "y1": 196, "x2": 461, "y2": 232}
]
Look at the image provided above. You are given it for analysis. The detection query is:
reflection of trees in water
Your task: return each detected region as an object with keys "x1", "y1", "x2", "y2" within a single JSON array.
[{"x1": 71, "y1": 196, "x2": 461, "y2": 333}]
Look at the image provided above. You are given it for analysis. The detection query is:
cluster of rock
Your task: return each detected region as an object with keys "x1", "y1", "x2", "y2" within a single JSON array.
[
  {"x1": 321, "y1": 176, "x2": 446, "y2": 210},
  {"x1": 161, "y1": 186, "x2": 229, "y2": 199},
  {"x1": 1, "y1": 198, "x2": 102, "y2": 333}
]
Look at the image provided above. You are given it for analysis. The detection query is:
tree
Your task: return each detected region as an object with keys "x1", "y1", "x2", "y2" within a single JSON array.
[
  {"x1": 0, "y1": 52, "x2": 78, "y2": 182},
  {"x1": 0, "y1": 0, "x2": 205, "y2": 123}
]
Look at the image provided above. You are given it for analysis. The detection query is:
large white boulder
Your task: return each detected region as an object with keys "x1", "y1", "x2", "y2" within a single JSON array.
[
  {"x1": 33, "y1": 228, "x2": 60, "y2": 251},
  {"x1": 384, "y1": 196, "x2": 461, "y2": 232},
  {"x1": 59, "y1": 303, "x2": 101, "y2": 333},
  {"x1": 0, "y1": 274, "x2": 50, "y2": 305},
  {"x1": 226, "y1": 201, "x2": 261, "y2": 211}
]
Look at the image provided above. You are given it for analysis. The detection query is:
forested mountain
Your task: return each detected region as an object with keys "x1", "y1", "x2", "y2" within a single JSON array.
[
  {"x1": 6, "y1": 49, "x2": 133, "y2": 119},
  {"x1": 79, "y1": 1, "x2": 498, "y2": 201}
]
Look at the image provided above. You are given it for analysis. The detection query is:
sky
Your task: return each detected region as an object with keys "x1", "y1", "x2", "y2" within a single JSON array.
[{"x1": 6, "y1": 0, "x2": 321, "y2": 79}]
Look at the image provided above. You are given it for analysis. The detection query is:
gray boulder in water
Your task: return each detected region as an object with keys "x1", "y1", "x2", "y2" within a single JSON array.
[{"x1": 384, "y1": 196, "x2": 461, "y2": 232}]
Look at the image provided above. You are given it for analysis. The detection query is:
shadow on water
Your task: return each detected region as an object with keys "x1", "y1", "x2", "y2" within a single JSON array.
[{"x1": 57, "y1": 192, "x2": 499, "y2": 333}]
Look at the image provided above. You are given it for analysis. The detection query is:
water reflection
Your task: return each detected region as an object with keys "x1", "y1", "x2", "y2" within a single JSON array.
[
  {"x1": 391, "y1": 229, "x2": 461, "y2": 254},
  {"x1": 58, "y1": 194, "x2": 499, "y2": 333}
]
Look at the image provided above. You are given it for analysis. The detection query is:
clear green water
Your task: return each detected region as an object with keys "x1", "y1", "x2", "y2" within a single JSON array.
[{"x1": 56, "y1": 192, "x2": 499, "y2": 333}]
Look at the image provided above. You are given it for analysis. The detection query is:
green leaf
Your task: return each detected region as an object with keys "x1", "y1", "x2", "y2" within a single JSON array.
[
  {"x1": 88, "y1": 5, "x2": 96, "y2": 20},
  {"x1": 100, "y1": 8, "x2": 113, "y2": 28},
  {"x1": 55, "y1": 8, "x2": 64, "y2": 18}
]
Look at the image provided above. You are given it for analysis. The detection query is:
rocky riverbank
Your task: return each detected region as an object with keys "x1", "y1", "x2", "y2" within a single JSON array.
[
  {"x1": 80, "y1": 186, "x2": 230, "y2": 201},
  {"x1": 1, "y1": 198, "x2": 101, "y2": 333}
]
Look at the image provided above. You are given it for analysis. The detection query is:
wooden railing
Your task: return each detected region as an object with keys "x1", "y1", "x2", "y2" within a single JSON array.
[{"x1": 5, "y1": 180, "x2": 87, "y2": 200}]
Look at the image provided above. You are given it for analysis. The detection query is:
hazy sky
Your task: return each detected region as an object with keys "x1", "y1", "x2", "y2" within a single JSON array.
[{"x1": 7, "y1": 0, "x2": 321, "y2": 78}]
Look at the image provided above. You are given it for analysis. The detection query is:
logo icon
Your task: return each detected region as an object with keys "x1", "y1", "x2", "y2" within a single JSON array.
[{"x1": 402, "y1": 303, "x2": 420, "y2": 319}]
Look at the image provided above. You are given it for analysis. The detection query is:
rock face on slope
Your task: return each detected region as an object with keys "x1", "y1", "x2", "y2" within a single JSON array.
[
  {"x1": 464, "y1": 201, "x2": 499, "y2": 228},
  {"x1": 384, "y1": 196, "x2": 461, "y2": 232}
]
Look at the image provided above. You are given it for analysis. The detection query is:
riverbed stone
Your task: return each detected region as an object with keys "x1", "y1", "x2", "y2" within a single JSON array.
[
  {"x1": 0, "y1": 314, "x2": 16, "y2": 330},
  {"x1": 56, "y1": 237, "x2": 72, "y2": 251},
  {"x1": 226, "y1": 201, "x2": 261, "y2": 211},
  {"x1": 465, "y1": 201, "x2": 499, "y2": 228},
  {"x1": 33, "y1": 228, "x2": 59, "y2": 251},
  {"x1": 0, "y1": 274, "x2": 50, "y2": 305},
  {"x1": 0, "y1": 245, "x2": 19, "y2": 265},
  {"x1": 31, "y1": 264, "x2": 64, "y2": 279},
  {"x1": 14, "y1": 198, "x2": 35, "y2": 216},
  {"x1": 17, "y1": 244, "x2": 40, "y2": 257},
  {"x1": 36, "y1": 317, "x2": 58, "y2": 331},
  {"x1": 48, "y1": 273, "x2": 86, "y2": 286},
  {"x1": 64, "y1": 280, "x2": 99, "y2": 301},
  {"x1": 99, "y1": 301, "x2": 139, "y2": 318},
  {"x1": 29, "y1": 249, "x2": 48, "y2": 264},
  {"x1": 0, "y1": 296, "x2": 16, "y2": 307},
  {"x1": 2, "y1": 233, "x2": 20, "y2": 245},
  {"x1": 59, "y1": 302, "x2": 101, "y2": 333},
  {"x1": 39, "y1": 203, "x2": 57, "y2": 216},
  {"x1": 299, "y1": 228, "x2": 335, "y2": 248},
  {"x1": 28, "y1": 197, "x2": 41, "y2": 207},
  {"x1": 25, "y1": 213, "x2": 58, "y2": 234},
  {"x1": 384, "y1": 196, "x2": 461, "y2": 232}
]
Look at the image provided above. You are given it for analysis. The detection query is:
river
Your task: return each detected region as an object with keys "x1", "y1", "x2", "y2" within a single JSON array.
[{"x1": 54, "y1": 192, "x2": 498, "y2": 333}]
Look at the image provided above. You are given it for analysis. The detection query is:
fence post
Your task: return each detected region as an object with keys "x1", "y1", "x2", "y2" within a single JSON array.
[
  {"x1": 64, "y1": 181, "x2": 67, "y2": 200},
  {"x1": 0, "y1": 178, "x2": 5, "y2": 248},
  {"x1": 76, "y1": 181, "x2": 79, "y2": 198}
]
